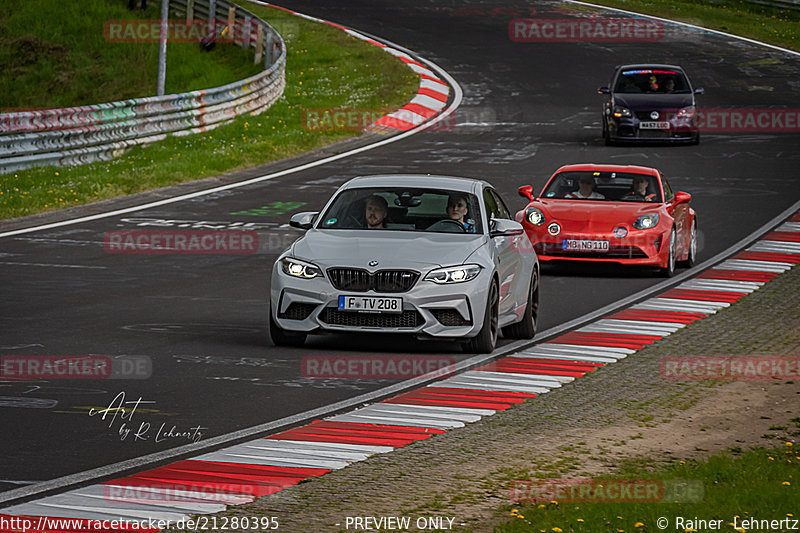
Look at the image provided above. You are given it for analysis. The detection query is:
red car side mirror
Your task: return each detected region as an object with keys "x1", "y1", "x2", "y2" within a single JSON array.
[
  {"x1": 518, "y1": 185, "x2": 534, "y2": 201},
  {"x1": 674, "y1": 191, "x2": 691, "y2": 204}
]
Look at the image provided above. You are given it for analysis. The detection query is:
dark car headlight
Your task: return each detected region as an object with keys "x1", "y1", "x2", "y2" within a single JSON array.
[
  {"x1": 424, "y1": 264, "x2": 482, "y2": 284},
  {"x1": 525, "y1": 207, "x2": 545, "y2": 226},
  {"x1": 674, "y1": 106, "x2": 696, "y2": 122},
  {"x1": 632, "y1": 213, "x2": 660, "y2": 230},
  {"x1": 281, "y1": 257, "x2": 322, "y2": 279},
  {"x1": 613, "y1": 105, "x2": 632, "y2": 119}
]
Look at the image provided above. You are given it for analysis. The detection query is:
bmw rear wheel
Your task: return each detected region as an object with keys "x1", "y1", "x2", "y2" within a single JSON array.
[
  {"x1": 466, "y1": 280, "x2": 499, "y2": 353},
  {"x1": 502, "y1": 268, "x2": 538, "y2": 340}
]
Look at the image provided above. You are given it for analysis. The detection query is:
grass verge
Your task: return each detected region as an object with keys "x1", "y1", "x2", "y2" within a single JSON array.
[
  {"x1": 585, "y1": 0, "x2": 800, "y2": 51},
  {"x1": 0, "y1": 0, "x2": 263, "y2": 109},
  {"x1": 498, "y1": 442, "x2": 799, "y2": 532},
  {"x1": 0, "y1": 3, "x2": 419, "y2": 220}
]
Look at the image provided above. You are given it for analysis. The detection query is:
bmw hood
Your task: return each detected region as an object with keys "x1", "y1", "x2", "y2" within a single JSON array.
[
  {"x1": 614, "y1": 93, "x2": 694, "y2": 111},
  {"x1": 289, "y1": 229, "x2": 486, "y2": 269}
]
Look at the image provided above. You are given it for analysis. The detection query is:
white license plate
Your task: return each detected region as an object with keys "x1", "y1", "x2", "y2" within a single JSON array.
[
  {"x1": 639, "y1": 121, "x2": 670, "y2": 130},
  {"x1": 562, "y1": 239, "x2": 610, "y2": 252},
  {"x1": 338, "y1": 295, "x2": 402, "y2": 313}
]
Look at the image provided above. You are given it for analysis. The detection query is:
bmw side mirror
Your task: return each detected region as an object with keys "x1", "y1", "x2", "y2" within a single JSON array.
[
  {"x1": 490, "y1": 218, "x2": 524, "y2": 237},
  {"x1": 597, "y1": 86, "x2": 610, "y2": 94},
  {"x1": 289, "y1": 211, "x2": 319, "y2": 230},
  {"x1": 694, "y1": 87, "x2": 704, "y2": 95},
  {"x1": 518, "y1": 185, "x2": 534, "y2": 201}
]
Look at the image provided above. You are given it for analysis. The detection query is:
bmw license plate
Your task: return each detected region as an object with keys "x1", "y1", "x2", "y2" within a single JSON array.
[
  {"x1": 338, "y1": 295, "x2": 402, "y2": 313},
  {"x1": 639, "y1": 121, "x2": 670, "y2": 130},
  {"x1": 563, "y1": 239, "x2": 610, "y2": 252}
]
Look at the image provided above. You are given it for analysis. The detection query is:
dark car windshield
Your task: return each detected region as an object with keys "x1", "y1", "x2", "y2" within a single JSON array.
[
  {"x1": 614, "y1": 69, "x2": 691, "y2": 94},
  {"x1": 318, "y1": 187, "x2": 484, "y2": 233},
  {"x1": 541, "y1": 171, "x2": 663, "y2": 203}
]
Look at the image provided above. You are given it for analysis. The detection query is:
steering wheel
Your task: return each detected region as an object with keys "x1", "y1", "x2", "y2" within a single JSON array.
[{"x1": 426, "y1": 219, "x2": 467, "y2": 233}]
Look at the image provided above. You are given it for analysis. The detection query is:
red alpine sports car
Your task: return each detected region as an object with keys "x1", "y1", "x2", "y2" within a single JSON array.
[{"x1": 515, "y1": 164, "x2": 697, "y2": 276}]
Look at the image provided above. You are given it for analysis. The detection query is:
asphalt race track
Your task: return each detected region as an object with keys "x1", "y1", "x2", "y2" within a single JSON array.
[{"x1": 1, "y1": 0, "x2": 799, "y2": 495}]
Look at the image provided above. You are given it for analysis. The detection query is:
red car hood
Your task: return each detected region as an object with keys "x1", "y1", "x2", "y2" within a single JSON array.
[{"x1": 533, "y1": 200, "x2": 663, "y2": 232}]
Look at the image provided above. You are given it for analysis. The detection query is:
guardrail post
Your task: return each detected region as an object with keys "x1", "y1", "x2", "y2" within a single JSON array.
[
  {"x1": 254, "y1": 24, "x2": 264, "y2": 64},
  {"x1": 243, "y1": 15, "x2": 252, "y2": 49},
  {"x1": 208, "y1": 0, "x2": 216, "y2": 39},
  {"x1": 264, "y1": 30, "x2": 274, "y2": 68},
  {"x1": 227, "y1": 6, "x2": 236, "y2": 43}
]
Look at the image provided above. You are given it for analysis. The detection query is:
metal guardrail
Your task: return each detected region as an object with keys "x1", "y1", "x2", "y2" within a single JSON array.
[{"x1": 0, "y1": 0, "x2": 285, "y2": 174}]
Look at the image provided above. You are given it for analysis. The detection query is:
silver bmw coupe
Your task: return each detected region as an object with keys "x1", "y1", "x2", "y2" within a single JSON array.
[{"x1": 269, "y1": 175, "x2": 539, "y2": 353}]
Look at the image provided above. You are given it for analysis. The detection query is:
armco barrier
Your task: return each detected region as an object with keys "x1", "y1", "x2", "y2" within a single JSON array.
[{"x1": 0, "y1": 0, "x2": 285, "y2": 174}]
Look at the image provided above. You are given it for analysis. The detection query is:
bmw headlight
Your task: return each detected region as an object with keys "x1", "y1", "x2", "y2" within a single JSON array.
[
  {"x1": 526, "y1": 207, "x2": 545, "y2": 226},
  {"x1": 632, "y1": 213, "x2": 660, "y2": 230},
  {"x1": 613, "y1": 106, "x2": 632, "y2": 119},
  {"x1": 281, "y1": 257, "x2": 322, "y2": 279},
  {"x1": 424, "y1": 264, "x2": 482, "y2": 284}
]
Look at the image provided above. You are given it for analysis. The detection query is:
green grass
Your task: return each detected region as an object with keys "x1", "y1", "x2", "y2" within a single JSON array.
[
  {"x1": 586, "y1": 0, "x2": 800, "y2": 52},
  {"x1": 0, "y1": 3, "x2": 419, "y2": 219},
  {"x1": 496, "y1": 444, "x2": 798, "y2": 532},
  {"x1": 0, "y1": 0, "x2": 263, "y2": 109}
]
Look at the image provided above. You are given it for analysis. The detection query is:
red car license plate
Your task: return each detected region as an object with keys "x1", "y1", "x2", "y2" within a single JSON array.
[{"x1": 562, "y1": 239, "x2": 610, "y2": 252}]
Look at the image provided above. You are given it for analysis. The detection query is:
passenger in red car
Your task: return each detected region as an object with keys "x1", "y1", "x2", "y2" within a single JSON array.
[{"x1": 566, "y1": 175, "x2": 605, "y2": 199}]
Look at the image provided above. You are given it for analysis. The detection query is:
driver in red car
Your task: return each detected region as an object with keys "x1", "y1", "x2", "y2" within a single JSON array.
[{"x1": 623, "y1": 176, "x2": 657, "y2": 202}]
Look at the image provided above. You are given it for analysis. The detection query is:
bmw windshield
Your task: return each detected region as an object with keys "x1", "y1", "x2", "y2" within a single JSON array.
[{"x1": 317, "y1": 187, "x2": 484, "y2": 233}]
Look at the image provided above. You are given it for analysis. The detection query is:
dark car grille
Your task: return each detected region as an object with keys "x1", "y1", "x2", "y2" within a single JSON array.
[
  {"x1": 327, "y1": 268, "x2": 419, "y2": 293},
  {"x1": 278, "y1": 302, "x2": 318, "y2": 321},
  {"x1": 534, "y1": 243, "x2": 648, "y2": 259},
  {"x1": 635, "y1": 110, "x2": 674, "y2": 121},
  {"x1": 320, "y1": 308, "x2": 424, "y2": 328},
  {"x1": 430, "y1": 309, "x2": 472, "y2": 327}
]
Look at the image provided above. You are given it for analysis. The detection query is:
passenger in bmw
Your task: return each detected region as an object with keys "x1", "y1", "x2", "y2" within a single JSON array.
[
  {"x1": 566, "y1": 175, "x2": 605, "y2": 199},
  {"x1": 446, "y1": 193, "x2": 476, "y2": 232},
  {"x1": 365, "y1": 194, "x2": 388, "y2": 229}
]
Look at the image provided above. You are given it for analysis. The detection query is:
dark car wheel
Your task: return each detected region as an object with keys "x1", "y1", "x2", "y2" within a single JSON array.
[
  {"x1": 603, "y1": 120, "x2": 614, "y2": 146},
  {"x1": 679, "y1": 220, "x2": 697, "y2": 268},
  {"x1": 466, "y1": 280, "x2": 499, "y2": 353},
  {"x1": 659, "y1": 228, "x2": 677, "y2": 277},
  {"x1": 269, "y1": 306, "x2": 307, "y2": 347},
  {"x1": 502, "y1": 268, "x2": 538, "y2": 340}
]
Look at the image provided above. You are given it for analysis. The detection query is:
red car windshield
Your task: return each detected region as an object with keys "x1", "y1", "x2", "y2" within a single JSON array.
[{"x1": 541, "y1": 171, "x2": 663, "y2": 203}]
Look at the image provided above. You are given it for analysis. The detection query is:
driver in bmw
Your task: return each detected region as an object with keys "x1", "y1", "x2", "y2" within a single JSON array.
[{"x1": 365, "y1": 194, "x2": 388, "y2": 229}]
